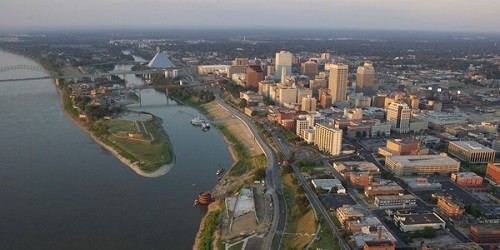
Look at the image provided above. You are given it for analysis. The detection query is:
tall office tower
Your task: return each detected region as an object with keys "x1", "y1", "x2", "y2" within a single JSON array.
[
  {"x1": 314, "y1": 123, "x2": 343, "y2": 155},
  {"x1": 275, "y1": 51, "x2": 293, "y2": 80},
  {"x1": 246, "y1": 65, "x2": 264, "y2": 89},
  {"x1": 329, "y1": 64, "x2": 349, "y2": 103},
  {"x1": 356, "y1": 61, "x2": 375, "y2": 95},
  {"x1": 232, "y1": 57, "x2": 249, "y2": 66},
  {"x1": 387, "y1": 102, "x2": 411, "y2": 133},
  {"x1": 280, "y1": 66, "x2": 288, "y2": 86}
]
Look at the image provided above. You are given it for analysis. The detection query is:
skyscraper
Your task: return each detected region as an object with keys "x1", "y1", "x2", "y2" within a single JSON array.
[
  {"x1": 329, "y1": 64, "x2": 349, "y2": 103},
  {"x1": 356, "y1": 61, "x2": 375, "y2": 95},
  {"x1": 387, "y1": 102, "x2": 411, "y2": 133},
  {"x1": 275, "y1": 50, "x2": 293, "y2": 80}
]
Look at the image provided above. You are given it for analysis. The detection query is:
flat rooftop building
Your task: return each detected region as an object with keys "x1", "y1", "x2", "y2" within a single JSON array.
[
  {"x1": 393, "y1": 212, "x2": 446, "y2": 232},
  {"x1": 486, "y1": 162, "x2": 500, "y2": 185},
  {"x1": 333, "y1": 161, "x2": 380, "y2": 177},
  {"x1": 364, "y1": 183, "x2": 404, "y2": 197},
  {"x1": 451, "y1": 172, "x2": 483, "y2": 187},
  {"x1": 311, "y1": 179, "x2": 346, "y2": 194},
  {"x1": 385, "y1": 154, "x2": 460, "y2": 177},
  {"x1": 469, "y1": 223, "x2": 500, "y2": 243},
  {"x1": 375, "y1": 194, "x2": 417, "y2": 208},
  {"x1": 403, "y1": 177, "x2": 442, "y2": 191},
  {"x1": 448, "y1": 141, "x2": 496, "y2": 163},
  {"x1": 379, "y1": 139, "x2": 428, "y2": 157}
]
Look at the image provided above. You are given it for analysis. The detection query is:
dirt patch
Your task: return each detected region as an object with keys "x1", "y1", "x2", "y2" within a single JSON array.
[{"x1": 203, "y1": 102, "x2": 262, "y2": 157}]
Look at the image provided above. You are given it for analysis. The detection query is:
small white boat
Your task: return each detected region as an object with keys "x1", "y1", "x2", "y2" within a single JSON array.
[
  {"x1": 202, "y1": 122, "x2": 210, "y2": 129},
  {"x1": 191, "y1": 117, "x2": 204, "y2": 126}
]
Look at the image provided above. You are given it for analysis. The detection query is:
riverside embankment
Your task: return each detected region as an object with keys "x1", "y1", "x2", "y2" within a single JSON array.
[{"x1": 0, "y1": 50, "x2": 233, "y2": 249}]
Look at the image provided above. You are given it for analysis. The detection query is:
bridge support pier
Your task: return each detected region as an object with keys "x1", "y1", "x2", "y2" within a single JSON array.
[{"x1": 165, "y1": 87, "x2": 169, "y2": 105}]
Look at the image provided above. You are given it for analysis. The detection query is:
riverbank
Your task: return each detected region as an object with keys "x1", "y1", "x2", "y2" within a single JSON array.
[
  {"x1": 191, "y1": 100, "x2": 268, "y2": 249},
  {"x1": 57, "y1": 84, "x2": 175, "y2": 177}
]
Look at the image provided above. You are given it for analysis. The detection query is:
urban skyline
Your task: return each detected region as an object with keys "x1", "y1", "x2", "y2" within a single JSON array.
[{"x1": 1, "y1": 0, "x2": 500, "y2": 33}]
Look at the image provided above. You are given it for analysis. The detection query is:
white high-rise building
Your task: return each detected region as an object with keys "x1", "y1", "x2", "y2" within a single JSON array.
[
  {"x1": 387, "y1": 102, "x2": 411, "y2": 133},
  {"x1": 314, "y1": 123, "x2": 343, "y2": 156},
  {"x1": 329, "y1": 64, "x2": 349, "y2": 103},
  {"x1": 275, "y1": 51, "x2": 293, "y2": 80}
]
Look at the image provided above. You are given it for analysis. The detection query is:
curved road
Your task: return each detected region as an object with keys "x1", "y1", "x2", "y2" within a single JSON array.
[{"x1": 212, "y1": 92, "x2": 286, "y2": 250}]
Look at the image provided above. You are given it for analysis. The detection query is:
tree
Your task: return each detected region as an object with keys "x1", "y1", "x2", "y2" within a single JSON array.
[
  {"x1": 420, "y1": 227, "x2": 436, "y2": 238},
  {"x1": 315, "y1": 187, "x2": 326, "y2": 195},
  {"x1": 238, "y1": 98, "x2": 247, "y2": 108},
  {"x1": 252, "y1": 168, "x2": 266, "y2": 181},
  {"x1": 91, "y1": 122, "x2": 110, "y2": 138},
  {"x1": 355, "y1": 131, "x2": 362, "y2": 138},
  {"x1": 362, "y1": 131, "x2": 367, "y2": 138},
  {"x1": 376, "y1": 131, "x2": 381, "y2": 137}
]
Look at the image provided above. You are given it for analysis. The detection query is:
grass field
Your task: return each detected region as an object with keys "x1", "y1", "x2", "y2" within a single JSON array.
[
  {"x1": 227, "y1": 241, "x2": 244, "y2": 250},
  {"x1": 280, "y1": 174, "x2": 317, "y2": 250},
  {"x1": 103, "y1": 119, "x2": 173, "y2": 172}
]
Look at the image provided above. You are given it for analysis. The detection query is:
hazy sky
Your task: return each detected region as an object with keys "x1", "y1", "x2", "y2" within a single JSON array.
[{"x1": 1, "y1": 0, "x2": 499, "y2": 32}]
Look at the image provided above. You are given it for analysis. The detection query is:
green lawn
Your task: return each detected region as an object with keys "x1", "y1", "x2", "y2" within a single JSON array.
[
  {"x1": 310, "y1": 221, "x2": 341, "y2": 250},
  {"x1": 103, "y1": 119, "x2": 173, "y2": 172},
  {"x1": 228, "y1": 241, "x2": 244, "y2": 250},
  {"x1": 280, "y1": 174, "x2": 317, "y2": 250}
]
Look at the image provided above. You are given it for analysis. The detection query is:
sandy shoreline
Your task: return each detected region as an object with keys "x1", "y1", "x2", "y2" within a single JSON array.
[{"x1": 54, "y1": 86, "x2": 174, "y2": 178}]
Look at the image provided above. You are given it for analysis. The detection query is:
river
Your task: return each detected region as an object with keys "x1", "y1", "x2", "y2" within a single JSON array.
[{"x1": 0, "y1": 50, "x2": 232, "y2": 249}]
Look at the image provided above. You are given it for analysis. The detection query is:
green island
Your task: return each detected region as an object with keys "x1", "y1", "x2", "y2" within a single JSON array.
[{"x1": 59, "y1": 79, "x2": 175, "y2": 175}]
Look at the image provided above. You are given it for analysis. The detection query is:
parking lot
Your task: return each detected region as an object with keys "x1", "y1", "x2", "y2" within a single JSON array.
[
  {"x1": 320, "y1": 193, "x2": 357, "y2": 209},
  {"x1": 412, "y1": 180, "x2": 480, "y2": 206},
  {"x1": 360, "y1": 138, "x2": 387, "y2": 151}
]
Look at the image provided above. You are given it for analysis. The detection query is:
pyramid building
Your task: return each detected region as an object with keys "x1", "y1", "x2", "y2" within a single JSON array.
[{"x1": 147, "y1": 52, "x2": 175, "y2": 69}]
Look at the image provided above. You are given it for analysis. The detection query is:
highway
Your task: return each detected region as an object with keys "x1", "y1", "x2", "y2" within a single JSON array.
[
  {"x1": 269, "y1": 127, "x2": 351, "y2": 250},
  {"x1": 211, "y1": 91, "x2": 286, "y2": 250}
]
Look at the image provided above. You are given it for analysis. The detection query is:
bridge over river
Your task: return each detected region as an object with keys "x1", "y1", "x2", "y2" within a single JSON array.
[{"x1": 0, "y1": 64, "x2": 172, "y2": 82}]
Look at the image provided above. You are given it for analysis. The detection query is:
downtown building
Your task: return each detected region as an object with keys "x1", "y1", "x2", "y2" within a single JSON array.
[
  {"x1": 329, "y1": 64, "x2": 349, "y2": 104},
  {"x1": 385, "y1": 154, "x2": 460, "y2": 177},
  {"x1": 486, "y1": 162, "x2": 500, "y2": 185},
  {"x1": 356, "y1": 61, "x2": 375, "y2": 95},
  {"x1": 275, "y1": 50, "x2": 293, "y2": 80},
  {"x1": 448, "y1": 141, "x2": 496, "y2": 164},
  {"x1": 314, "y1": 123, "x2": 342, "y2": 156},
  {"x1": 386, "y1": 102, "x2": 411, "y2": 133}
]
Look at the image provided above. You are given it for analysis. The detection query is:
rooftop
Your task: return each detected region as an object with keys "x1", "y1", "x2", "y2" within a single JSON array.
[
  {"x1": 388, "y1": 154, "x2": 459, "y2": 166},
  {"x1": 453, "y1": 172, "x2": 482, "y2": 179},
  {"x1": 337, "y1": 206, "x2": 365, "y2": 217},
  {"x1": 389, "y1": 138, "x2": 419, "y2": 145},
  {"x1": 450, "y1": 141, "x2": 496, "y2": 153},
  {"x1": 375, "y1": 194, "x2": 416, "y2": 201},
  {"x1": 334, "y1": 161, "x2": 380, "y2": 173},
  {"x1": 396, "y1": 212, "x2": 445, "y2": 225},
  {"x1": 364, "y1": 241, "x2": 395, "y2": 247},
  {"x1": 471, "y1": 223, "x2": 500, "y2": 233}
]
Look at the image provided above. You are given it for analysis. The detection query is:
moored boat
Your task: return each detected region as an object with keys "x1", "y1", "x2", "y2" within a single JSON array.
[{"x1": 191, "y1": 117, "x2": 204, "y2": 126}]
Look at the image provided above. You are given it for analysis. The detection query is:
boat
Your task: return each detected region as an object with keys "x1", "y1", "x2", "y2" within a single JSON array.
[
  {"x1": 191, "y1": 117, "x2": 204, "y2": 126},
  {"x1": 216, "y1": 165, "x2": 225, "y2": 175},
  {"x1": 201, "y1": 122, "x2": 210, "y2": 130},
  {"x1": 193, "y1": 199, "x2": 199, "y2": 207}
]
